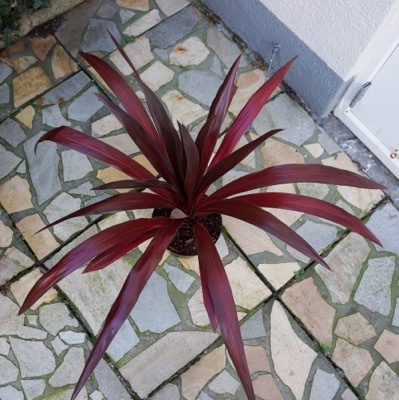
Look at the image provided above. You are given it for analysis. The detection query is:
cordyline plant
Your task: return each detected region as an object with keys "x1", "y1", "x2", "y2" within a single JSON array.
[{"x1": 19, "y1": 35, "x2": 384, "y2": 400}]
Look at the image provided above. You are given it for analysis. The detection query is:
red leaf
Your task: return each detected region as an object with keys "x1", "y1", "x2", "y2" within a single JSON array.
[
  {"x1": 80, "y1": 52, "x2": 161, "y2": 146},
  {"x1": 19, "y1": 218, "x2": 171, "y2": 314},
  {"x1": 71, "y1": 219, "x2": 182, "y2": 400},
  {"x1": 199, "y1": 199, "x2": 329, "y2": 268},
  {"x1": 196, "y1": 55, "x2": 241, "y2": 173},
  {"x1": 40, "y1": 192, "x2": 176, "y2": 232},
  {"x1": 193, "y1": 222, "x2": 255, "y2": 400},
  {"x1": 93, "y1": 179, "x2": 175, "y2": 192},
  {"x1": 207, "y1": 164, "x2": 386, "y2": 201},
  {"x1": 197, "y1": 129, "x2": 283, "y2": 197},
  {"x1": 108, "y1": 33, "x2": 183, "y2": 181},
  {"x1": 211, "y1": 57, "x2": 297, "y2": 166},
  {"x1": 96, "y1": 93, "x2": 177, "y2": 185},
  {"x1": 36, "y1": 126, "x2": 154, "y2": 180},
  {"x1": 234, "y1": 192, "x2": 382, "y2": 245}
]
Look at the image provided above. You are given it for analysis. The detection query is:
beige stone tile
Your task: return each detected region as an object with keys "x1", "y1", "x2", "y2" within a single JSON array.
[
  {"x1": 180, "y1": 345, "x2": 226, "y2": 400},
  {"x1": 161, "y1": 90, "x2": 207, "y2": 127},
  {"x1": 99, "y1": 134, "x2": 140, "y2": 156},
  {"x1": 91, "y1": 113, "x2": 123, "y2": 137},
  {"x1": 322, "y1": 153, "x2": 384, "y2": 211},
  {"x1": 0, "y1": 176, "x2": 33, "y2": 213},
  {"x1": 15, "y1": 105, "x2": 35, "y2": 128},
  {"x1": 332, "y1": 338, "x2": 373, "y2": 387},
  {"x1": 11, "y1": 269, "x2": 58, "y2": 310},
  {"x1": 262, "y1": 138, "x2": 305, "y2": 168},
  {"x1": 304, "y1": 143, "x2": 324, "y2": 158},
  {"x1": 117, "y1": 0, "x2": 149, "y2": 11},
  {"x1": 0, "y1": 220, "x2": 13, "y2": 247},
  {"x1": 124, "y1": 10, "x2": 161, "y2": 37},
  {"x1": 133, "y1": 154, "x2": 158, "y2": 176},
  {"x1": 253, "y1": 374, "x2": 284, "y2": 400},
  {"x1": 283, "y1": 278, "x2": 336, "y2": 343},
  {"x1": 155, "y1": 0, "x2": 189, "y2": 16},
  {"x1": 29, "y1": 35, "x2": 56, "y2": 61},
  {"x1": 13, "y1": 67, "x2": 53, "y2": 107},
  {"x1": 374, "y1": 330, "x2": 399, "y2": 363},
  {"x1": 120, "y1": 331, "x2": 218, "y2": 397},
  {"x1": 366, "y1": 362, "x2": 399, "y2": 400},
  {"x1": 97, "y1": 167, "x2": 133, "y2": 193},
  {"x1": 16, "y1": 215, "x2": 59, "y2": 259},
  {"x1": 51, "y1": 45, "x2": 78, "y2": 79},
  {"x1": 170, "y1": 37, "x2": 209, "y2": 66},
  {"x1": 109, "y1": 37, "x2": 154, "y2": 75},
  {"x1": 245, "y1": 345, "x2": 271, "y2": 374},
  {"x1": 334, "y1": 313, "x2": 376, "y2": 345},
  {"x1": 270, "y1": 301, "x2": 317, "y2": 399},
  {"x1": 140, "y1": 61, "x2": 174, "y2": 91},
  {"x1": 258, "y1": 261, "x2": 301, "y2": 289}
]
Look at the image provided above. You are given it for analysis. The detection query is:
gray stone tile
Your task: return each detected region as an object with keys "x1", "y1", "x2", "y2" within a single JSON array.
[
  {"x1": 67, "y1": 86, "x2": 103, "y2": 122},
  {"x1": 309, "y1": 369, "x2": 340, "y2": 400},
  {"x1": 42, "y1": 104, "x2": 71, "y2": 128},
  {"x1": 0, "y1": 62, "x2": 12, "y2": 83},
  {"x1": 147, "y1": 6, "x2": 201, "y2": 48},
  {"x1": 0, "y1": 144, "x2": 21, "y2": 179},
  {"x1": 354, "y1": 256, "x2": 395, "y2": 316},
  {"x1": 81, "y1": 19, "x2": 121, "y2": 53},
  {"x1": 0, "y1": 118, "x2": 26, "y2": 147},
  {"x1": 163, "y1": 262, "x2": 195, "y2": 293},
  {"x1": 38, "y1": 302, "x2": 79, "y2": 335},
  {"x1": 49, "y1": 347, "x2": 85, "y2": 387},
  {"x1": 119, "y1": 9, "x2": 135, "y2": 24},
  {"x1": 0, "y1": 82, "x2": 10, "y2": 104}
]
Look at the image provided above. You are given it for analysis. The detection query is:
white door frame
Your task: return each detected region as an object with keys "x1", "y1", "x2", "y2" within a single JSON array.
[{"x1": 334, "y1": 5, "x2": 399, "y2": 179}]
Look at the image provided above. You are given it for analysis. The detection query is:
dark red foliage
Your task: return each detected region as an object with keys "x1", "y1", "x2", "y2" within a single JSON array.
[{"x1": 20, "y1": 34, "x2": 385, "y2": 400}]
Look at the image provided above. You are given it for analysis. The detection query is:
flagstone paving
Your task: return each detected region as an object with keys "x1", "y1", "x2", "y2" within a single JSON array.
[{"x1": 0, "y1": 0, "x2": 398, "y2": 399}]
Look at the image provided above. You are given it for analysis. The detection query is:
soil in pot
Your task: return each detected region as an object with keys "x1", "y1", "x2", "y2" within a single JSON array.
[{"x1": 152, "y1": 208, "x2": 222, "y2": 256}]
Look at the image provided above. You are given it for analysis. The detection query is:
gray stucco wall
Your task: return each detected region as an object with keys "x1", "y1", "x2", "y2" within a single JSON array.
[{"x1": 201, "y1": 0, "x2": 397, "y2": 116}]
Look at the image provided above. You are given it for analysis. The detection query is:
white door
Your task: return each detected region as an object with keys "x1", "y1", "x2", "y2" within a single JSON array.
[{"x1": 335, "y1": 21, "x2": 399, "y2": 179}]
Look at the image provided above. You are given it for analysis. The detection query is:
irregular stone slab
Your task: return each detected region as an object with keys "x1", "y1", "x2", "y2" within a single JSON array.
[
  {"x1": 51, "y1": 336, "x2": 68, "y2": 355},
  {"x1": 163, "y1": 263, "x2": 195, "y2": 293},
  {"x1": 21, "y1": 379, "x2": 46, "y2": 400},
  {"x1": 178, "y1": 70, "x2": 222, "y2": 106},
  {"x1": 0, "y1": 118, "x2": 26, "y2": 147},
  {"x1": 42, "y1": 388, "x2": 88, "y2": 400},
  {"x1": 0, "y1": 337, "x2": 10, "y2": 355},
  {"x1": 225, "y1": 257, "x2": 271, "y2": 310},
  {"x1": 315, "y1": 233, "x2": 370, "y2": 304},
  {"x1": 309, "y1": 369, "x2": 340, "y2": 400},
  {"x1": 49, "y1": 347, "x2": 85, "y2": 387},
  {"x1": 206, "y1": 26, "x2": 244, "y2": 68},
  {"x1": 107, "y1": 320, "x2": 140, "y2": 362},
  {"x1": 366, "y1": 361, "x2": 399, "y2": 400},
  {"x1": 0, "y1": 386, "x2": 24, "y2": 400},
  {"x1": 322, "y1": 153, "x2": 384, "y2": 211},
  {"x1": 241, "y1": 309, "x2": 267, "y2": 339},
  {"x1": 109, "y1": 37, "x2": 153, "y2": 75},
  {"x1": 155, "y1": 0, "x2": 189, "y2": 16},
  {"x1": 152, "y1": 383, "x2": 180, "y2": 400},
  {"x1": 13, "y1": 66, "x2": 52, "y2": 107},
  {"x1": 147, "y1": 6, "x2": 201, "y2": 49},
  {"x1": 0, "y1": 144, "x2": 21, "y2": 179},
  {"x1": 39, "y1": 302, "x2": 79, "y2": 336},
  {"x1": 245, "y1": 344, "x2": 271, "y2": 374},
  {"x1": 253, "y1": 94, "x2": 315, "y2": 146},
  {"x1": 283, "y1": 278, "x2": 336, "y2": 343},
  {"x1": 10, "y1": 337, "x2": 56, "y2": 377},
  {"x1": 141, "y1": 60, "x2": 174, "y2": 91},
  {"x1": 0, "y1": 247, "x2": 33, "y2": 286},
  {"x1": 62, "y1": 149, "x2": 93, "y2": 181},
  {"x1": 68, "y1": 86, "x2": 103, "y2": 122},
  {"x1": 81, "y1": 19, "x2": 121, "y2": 53},
  {"x1": 334, "y1": 312, "x2": 376, "y2": 345},
  {"x1": 51, "y1": 45, "x2": 78, "y2": 79},
  {"x1": 15, "y1": 105, "x2": 35, "y2": 128},
  {"x1": 30, "y1": 35, "x2": 56, "y2": 61},
  {"x1": 188, "y1": 287, "x2": 209, "y2": 326},
  {"x1": 0, "y1": 295, "x2": 47, "y2": 340},
  {"x1": 0, "y1": 355, "x2": 19, "y2": 385},
  {"x1": 208, "y1": 370, "x2": 240, "y2": 395},
  {"x1": 124, "y1": 9, "x2": 161, "y2": 36},
  {"x1": 170, "y1": 37, "x2": 209, "y2": 66},
  {"x1": 119, "y1": 9, "x2": 135, "y2": 23},
  {"x1": 180, "y1": 345, "x2": 225, "y2": 400},
  {"x1": 253, "y1": 374, "x2": 284, "y2": 400},
  {"x1": 374, "y1": 330, "x2": 399, "y2": 363},
  {"x1": 262, "y1": 138, "x2": 305, "y2": 168},
  {"x1": 366, "y1": 202, "x2": 399, "y2": 255},
  {"x1": 59, "y1": 331, "x2": 85, "y2": 344},
  {"x1": 44, "y1": 192, "x2": 87, "y2": 241},
  {"x1": 117, "y1": 0, "x2": 149, "y2": 10},
  {"x1": 161, "y1": 90, "x2": 207, "y2": 126},
  {"x1": 0, "y1": 219, "x2": 13, "y2": 247},
  {"x1": 16, "y1": 215, "x2": 59, "y2": 259},
  {"x1": 0, "y1": 62, "x2": 12, "y2": 83},
  {"x1": 270, "y1": 301, "x2": 317, "y2": 399},
  {"x1": 304, "y1": 143, "x2": 325, "y2": 158},
  {"x1": 341, "y1": 388, "x2": 358, "y2": 400},
  {"x1": 354, "y1": 256, "x2": 395, "y2": 316},
  {"x1": 393, "y1": 301, "x2": 399, "y2": 327},
  {"x1": 332, "y1": 338, "x2": 373, "y2": 386},
  {"x1": 0, "y1": 175, "x2": 33, "y2": 213},
  {"x1": 0, "y1": 82, "x2": 10, "y2": 103},
  {"x1": 91, "y1": 113, "x2": 123, "y2": 137},
  {"x1": 42, "y1": 104, "x2": 71, "y2": 127},
  {"x1": 258, "y1": 261, "x2": 300, "y2": 290},
  {"x1": 24, "y1": 134, "x2": 61, "y2": 205},
  {"x1": 120, "y1": 331, "x2": 217, "y2": 397},
  {"x1": 131, "y1": 272, "x2": 180, "y2": 333},
  {"x1": 40, "y1": 71, "x2": 91, "y2": 105}
]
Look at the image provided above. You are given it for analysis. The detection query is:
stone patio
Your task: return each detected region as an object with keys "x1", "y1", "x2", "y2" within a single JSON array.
[{"x1": 1, "y1": 0, "x2": 398, "y2": 399}]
